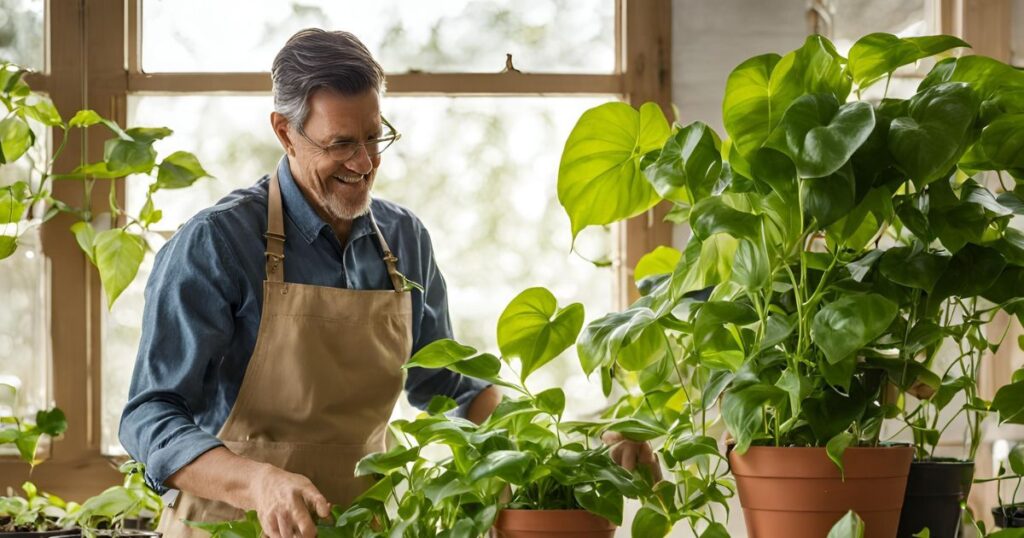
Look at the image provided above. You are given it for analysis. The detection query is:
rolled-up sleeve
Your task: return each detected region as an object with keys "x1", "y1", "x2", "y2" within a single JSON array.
[
  {"x1": 403, "y1": 224, "x2": 491, "y2": 418},
  {"x1": 119, "y1": 216, "x2": 239, "y2": 492}
]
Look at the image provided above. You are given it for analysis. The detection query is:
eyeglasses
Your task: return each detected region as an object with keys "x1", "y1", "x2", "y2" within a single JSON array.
[{"x1": 296, "y1": 117, "x2": 401, "y2": 162}]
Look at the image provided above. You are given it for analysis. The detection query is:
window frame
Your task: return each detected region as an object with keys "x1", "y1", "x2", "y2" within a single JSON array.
[{"x1": 4, "y1": 0, "x2": 673, "y2": 497}]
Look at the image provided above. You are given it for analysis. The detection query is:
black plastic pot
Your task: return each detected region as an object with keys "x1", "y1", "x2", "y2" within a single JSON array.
[
  {"x1": 993, "y1": 504, "x2": 1024, "y2": 528},
  {"x1": 897, "y1": 459, "x2": 974, "y2": 538},
  {"x1": 0, "y1": 530, "x2": 81, "y2": 538}
]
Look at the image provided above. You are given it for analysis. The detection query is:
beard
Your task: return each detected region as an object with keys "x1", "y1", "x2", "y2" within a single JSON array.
[{"x1": 322, "y1": 174, "x2": 374, "y2": 220}]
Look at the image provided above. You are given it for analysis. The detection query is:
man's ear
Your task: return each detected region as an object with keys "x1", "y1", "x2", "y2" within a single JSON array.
[{"x1": 270, "y1": 111, "x2": 296, "y2": 156}]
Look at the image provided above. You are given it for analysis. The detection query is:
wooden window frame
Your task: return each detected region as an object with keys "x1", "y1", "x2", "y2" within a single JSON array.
[{"x1": 2, "y1": 0, "x2": 672, "y2": 498}]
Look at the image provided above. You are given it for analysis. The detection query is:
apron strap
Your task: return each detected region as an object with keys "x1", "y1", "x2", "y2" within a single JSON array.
[
  {"x1": 265, "y1": 171, "x2": 286, "y2": 282},
  {"x1": 368, "y1": 209, "x2": 405, "y2": 293}
]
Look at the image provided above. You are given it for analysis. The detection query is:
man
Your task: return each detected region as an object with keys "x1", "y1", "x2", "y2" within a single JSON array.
[{"x1": 120, "y1": 28, "x2": 654, "y2": 538}]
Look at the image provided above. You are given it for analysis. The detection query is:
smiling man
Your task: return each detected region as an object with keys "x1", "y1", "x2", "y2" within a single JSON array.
[{"x1": 118, "y1": 29, "x2": 502, "y2": 538}]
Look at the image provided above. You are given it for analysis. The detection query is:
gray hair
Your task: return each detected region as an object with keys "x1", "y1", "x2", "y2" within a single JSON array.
[{"x1": 271, "y1": 28, "x2": 385, "y2": 130}]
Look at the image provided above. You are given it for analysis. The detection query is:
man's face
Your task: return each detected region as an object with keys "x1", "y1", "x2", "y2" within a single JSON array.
[{"x1": 284, "y1": 88, "x2": 382, "y2": 222}]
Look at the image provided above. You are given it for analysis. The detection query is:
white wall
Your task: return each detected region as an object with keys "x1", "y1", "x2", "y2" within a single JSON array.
[{"x1": 669, "y1": 0, "x2": 808, "y2": 251}]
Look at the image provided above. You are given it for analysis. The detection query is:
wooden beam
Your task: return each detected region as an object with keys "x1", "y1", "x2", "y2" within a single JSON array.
[
  {"x1": 127, "y1": 72, "x2": 623, "y2": 96},
  {"x1": 618, "y1": 0, "x2": 673, "y2": 307}
]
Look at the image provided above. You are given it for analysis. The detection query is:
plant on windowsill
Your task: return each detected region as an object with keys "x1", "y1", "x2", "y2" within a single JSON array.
[
  {"x1": 60, "y1": 461, "x2": 163, "y2": 538},
  {"x1": 557, "y1": 31, "x2": 1024, "y2": 538}
]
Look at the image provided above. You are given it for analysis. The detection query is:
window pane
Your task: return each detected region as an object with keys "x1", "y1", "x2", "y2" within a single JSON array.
[
  {"x1": 141, "y1": 0, "x2": 614, "y2": 74},
  {"x1": 0, "y1": 0, "x2": 44, "y2": 71},
  {"x1": 830, "y1": 0, "x2": 939, "y2": 100},
  {"x1": 104, "y1": 94, "x2": 615, "y2": 453}
]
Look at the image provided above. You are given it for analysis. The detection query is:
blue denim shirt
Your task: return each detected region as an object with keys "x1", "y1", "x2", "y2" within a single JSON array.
[{"x1": 119, "y1": 157, "x2": 490, "y2": 492}]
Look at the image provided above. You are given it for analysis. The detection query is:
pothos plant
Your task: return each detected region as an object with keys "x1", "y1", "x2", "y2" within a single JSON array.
[
  {"x1": 326, "y1": 287, "x2": 655, "y2": 537},
  {"x1": 0, "y1": 482, "x2": 77, "y2": 533},
  {"x1": 557, "y1": 31, "x2": 1024, "y2": 479},
  {"x1": 61, "y1": 461, "x2": 163, "y2": 537},
  {"x1": 0, "y1": 60, "x2": 212, "y2": 308}
]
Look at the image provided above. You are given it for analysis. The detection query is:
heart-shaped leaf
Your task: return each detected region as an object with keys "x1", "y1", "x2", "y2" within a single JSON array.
[
  {"x1": 722, "y1": 53, "x2": 782, "y2": 156},
  {"x1": 558, "y1": 101, "x2": 670, "y2": 240},
  {"x1": 644, "y1": 121, "x2": 722, "y2": 203},
  {"x1": 94, "y1": 229, "x2": 146, "y2": 308},
  {"x1": 406, "y1": 339, "x2": 478, "y2": 369},
  {"x1": 848, "y1": 33, "x2": 969, "y2": 90},
  {"x1": 497, "y1": 287, "x2": 584, "y2": 381},
  {"x1": 766, "y1": 94, "x2": 875, "y2": 178},
  {"x1": 811, "y1": 294, "x2": 898, "y2": 364},
  {"x1": 888, "y1": 82, "x2": 980, "y2": 185}
]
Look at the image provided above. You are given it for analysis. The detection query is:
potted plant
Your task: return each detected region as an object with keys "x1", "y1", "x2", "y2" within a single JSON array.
[
  {"x1": 0, "y1": 483, "x2": 78, "y2": 538},
  {"x1": 557, "y1": 30, "x2": 1024, "y2": 537},
  {"x1": 0, "y1": 59, "x2": 211, "y2": 307},
  {"x1": 60, "y1": 462, "x2": 162, "y2": 538},
  {"x1": 0, "y1": 394, "x2": 76, "y2": 538},
  {"x1": 333, "y1": 287, "x2": 655, "y2": 537}
]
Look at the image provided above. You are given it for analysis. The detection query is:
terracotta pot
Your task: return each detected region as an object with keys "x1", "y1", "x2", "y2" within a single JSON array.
[
  {"x1": 490, "y1": 509, "x2": 615, "y2": 538},
  {"x1": 897, "y1": 459, "x2": 974, "y2": 538},
  {"x1": 730, "y1": 445, "x2": 914, "y2": 538}
]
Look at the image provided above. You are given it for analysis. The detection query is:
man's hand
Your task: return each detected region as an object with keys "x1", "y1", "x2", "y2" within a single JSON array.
[
  {"x1": 251, "y1": 464, "x2": 330, "y2": 538},
  {"x1": 602, "y1": 431, "x2": 663, "y2": 483},
  {"x1": 166, "y1": 447, "x2": 330, "y2": 538}
]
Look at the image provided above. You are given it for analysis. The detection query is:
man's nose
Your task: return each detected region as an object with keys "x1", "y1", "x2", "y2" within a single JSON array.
[{"x1": 346, "y1": 145, "x2": 373, "y2": 175}]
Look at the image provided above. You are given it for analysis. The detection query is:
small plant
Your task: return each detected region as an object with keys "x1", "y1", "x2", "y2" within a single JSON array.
[
  {"x1": 61, "y1": 461, "x2": 163, "y2": 537},
  {"x1": 0, "y1": 482, "x2": 76, "y2": 533},
  {"x1": 0, "y1": 404, "x2": 66, "y2": 468}
]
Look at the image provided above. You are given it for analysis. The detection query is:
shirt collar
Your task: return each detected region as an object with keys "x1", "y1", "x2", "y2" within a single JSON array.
[{"x1": 276, "y1": 156, "x2": 375, "y2": 245}]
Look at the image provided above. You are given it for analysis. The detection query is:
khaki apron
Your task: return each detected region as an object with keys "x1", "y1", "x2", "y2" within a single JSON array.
[{"x1": 158, "y1": 172, "x2": 412, "y2": 538}]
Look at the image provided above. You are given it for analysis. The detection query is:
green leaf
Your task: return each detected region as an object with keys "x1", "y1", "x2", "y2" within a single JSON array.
[
  {"x1": 769, "y1": 35, "x2": 852, "y2": 125},
  {"x1": 848, "y1": 33, "x2": 969, "y2": 90},
  {"x1": 993, "y1": 381, "x2": 1024, "y2": 424},
  {"x1": 888, "y1": 82, "x2": 980, "y2": 186},
  {"x1": 93, "y1": 229, "x2": 146, "y2": 308},
  {"x1": 354, "y1": 446, "x2": 419, "y2": 476},
  {"x1": 827, "y1": 510, "x2": 865, "y2": 538},
  {"x1": 690, "y1": 196, "x2": 760, "y2": 241},
  {"x1": 723, "y1": 53, "x2": 782, "y2": 156},
  {"x1": 447, "y1": 353, "x2": 502, "y2": 382},
  {"x1": 103, "y1": 137, "x2": 157, "y2": 175},
  {"x1": 185, "y1": 510, "x2": 262, "y2": 538},
  {"x1": 126, "y1": 126, "x2": 173, "y2": 143},
  {"x1": 765, "y1": 94, "x2": 875, "y2": 178},
  {"x1": 577, "y1": 306, "x2": 662, "y2": 375},
  {"x1": 631, "y1": 505, "x2": 672, "y2": 538},
  {"x1": 605, "y1": 417, "x2": 667, "y2": 442},
  {"x1": 645, "y1": 121, "x2": 722, "y2": 203},
  {"x1": 1009, "y1": 444, "x2": 1024, "y2": 475},
  {"x1": 497, "y1": 287, "x2": 584, "y2": 381},
  {"x1": 533, "y1": 387, "x2": 565, "y2": 417},
  {"x1": 68, "y1": 110, "x2": 104, "y2": 128},
  {"x1": 558, "y1": 101, "x2": 670, "y2": 239},
  {"x1": 826, "y1": 432, "x2": 856, "y2": 478},
  {"x1": 156, "y1": 150, "x2": 211, "y2": 189},
  {"x1": 732, "y1": 238, "x2": 770, "y2": 291},
  {"x1": 699, "y1": 523, "x2": 730, "y2": 538},
  {"x1": 0, "y1": 235, "x2": 16, "y2": 260},
  {"x1": 811, "y1": 294, "x2": 899, "y2": 364},
  {"x1": 0, "y1": 188, "x2": 26, "y2": 224},
  {"x1": 920, "y1": 54, "x2": 1024, "y2": 101},
  {"x1": 635, "y1": 246, "x2": 682, "y2": 282},
  {"x1": 467, "y1": 450, "x2": 533, "y2": 484},
  {"x1": 20, "y1": 95, "x2": 62, "y2": 126},
  {"x1": 426, "y1": 395, "x2": 458, "y2": 415},
  {"x1": 979, "y1": 113, "x2": 1024, "y2": 170},
  {"x1": 932, "y1": 244, "x2": 1007, "y2": 300},
  {"x1": 668, "y1": 435, "x2": 720, "y2": 464},
  {"x1": 879, "y1": 247, "x2": 950, "y2": 292},
  {"x1": 574, "y1": 483, "x2": 623, "y2": 526},
  {"x1": 34, "y1": 408, "x2": 67, "y2": 436},
  {"x1": 406, "y1": 339, "x2": 477, "y2": 369},
  {"x1": 722, "y1": 384, "x2": 785, "y2": 453},
  {"x1": 802, "y1": 162, "x2": 856, "y2": 228},
  {"x1": 70, "y1": 221, "x2": 96, "y2": 264},
  {"x1": 0, "y1": 116, "x2": 33, "y2": 164}
]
